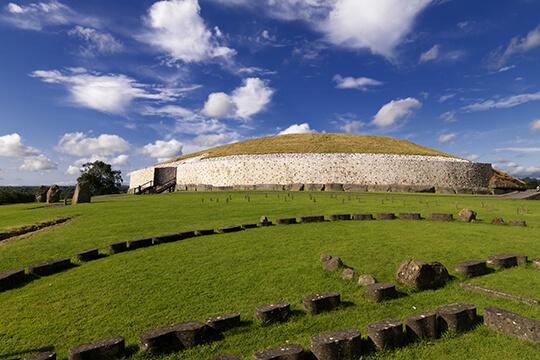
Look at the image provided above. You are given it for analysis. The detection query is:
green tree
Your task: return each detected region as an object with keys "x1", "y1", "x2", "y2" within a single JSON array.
[{"x1": 77, "y1": 161, "x2": 123, "y2": 196}]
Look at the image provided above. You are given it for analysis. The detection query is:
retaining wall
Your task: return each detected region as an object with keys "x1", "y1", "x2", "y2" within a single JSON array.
[{"x1": 129, "y1": 153, "x2": 493, "y2": 193}]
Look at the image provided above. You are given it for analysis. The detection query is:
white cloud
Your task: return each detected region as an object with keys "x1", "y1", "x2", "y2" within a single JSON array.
[
  {"x1": 278, "y1": 123, "x2": 316, "y2": 135},
  {"x1": 371, "y1": 98, "x2": 422, "y2": 128},
  {"x1": 462, "y1": 91, "x2": 540, "y2": 112},
  {"x1": 530, "y1": 119, "x2": 540, "y2": 131},
  {"x1": 193, "y1": 134, "x2": 230, "y2": 147},
  {"x1": 30, "y1": 68, "x2": 183, "y2": 115},
  {"x1": 420, "y1": 44, "x2": 440, "y2": 63},
  {"x1": 0, "y1": 133, "x2": 41, "y2": 157},
  {"x1": 437, "y1": 133, "x2": 456, "y2": 144},
  {"x1": 508, "y1": 165, "x2": 540, "y2": 178},
  {"x1": 141, "y1": 139, "x2": 183, "y2": 162},
  {"x1": 439, "y1": 110, "x2": 457, "y2": 122},
  {"x1": 321, "y1": 0, "x2": 432, "y2": 59},
  {"x1": 333, "y1": 75, "x2": 383, "y2": 91},
  {"x1": 438, "y1": 94, "x2": 456, "y2": 103},
  {"x1": 68, "y1": 26, "x2": 123, "y2": 57},
  {"x1": 507, "y1": 162, "x2": 518, "y2": 168},
  {"x1": 56, "y1": 132, "x2": 132, "y2": 157},
  {"x1": 140, "y1": 0, "x2": 235, "y2": 63},
  {"x1": 1, "y1": 0, "x2": 82, "y2": 30},
  {"x1": 496, "y1": 147, "x2": 540, "y2": 152},
  {"x1": 467, "y1": 154, "x2": 480, "y2": 161},
  {"x1": 203, "y1": 78, "x2": 274, "y2": 120},
  {"x1": 19, "y1": 155, "x2": 57, "y2": 172},
  {"x1": 337, "y1": 120, "x2": 365, "y2": 134},
  {"x1": 65, "y1": 165, "x2": 80, "y2": 175},
  {"x1": 486, "y1": 25, "x2": 540, "y2": 69},
  {"x1": 201, "y1": 92, "x2": 237, "y2": 118}
]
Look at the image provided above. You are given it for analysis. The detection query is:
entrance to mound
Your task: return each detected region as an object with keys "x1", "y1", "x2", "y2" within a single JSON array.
[{"x1": 153, "y1": 167, "x2": 177, "y2": 193}]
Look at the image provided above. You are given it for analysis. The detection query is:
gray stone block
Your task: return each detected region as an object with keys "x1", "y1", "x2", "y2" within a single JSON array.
[
  {"x1": 253, "y1": 344, "x2": 304, "y2": 360},
  {"x1": 255, "y1": 302, "x2": 290, "y2": 322},
  {"x1": 396, "y1": 259, "x2": 450, "y2": 290},
  {"x1": 458, "y1": 282, "x2": 539, "y2": 305},
  {"x1": 233, "y1": 185, "x2": 256, "y2": 191},
  {"x1": 509, "y1": 220, "x2": 526, "y2": 227},
  {"x1": 366, "y1": 282, "x2": 397, "y2": 302},
  {"x1": 76, "y1": 249, "x2": 99, "y2": 262},
  {"x1": 302, "y1": 292, "x2": 340, "y2": 314},
  {"x1": 405, "y1": 311, "x2": 437, "y2": 341},
  {"x1": 343, "y1": 184, "x2": 368, "y2": 192},
  {"x1": 196, "y1": 229, "x2": 216, "y2": 236},
  {"x1": 491, "y1": 217, "x2": 505, "y2": 225},
  {"x1": 205, "y1": 313, "x2": 240, "y2": 331},
  {"x1": 241, "y1": 223, "x2": 258, "y2": 229},
  {"x1": 139, "y1": 321, "x2": 205, "y2": 354},
  {"x1": 435, "y1": 302, "x2": 476, "y2": 333},
  {"x1": 428, "y1": 213, "x2": 453, "y2": 221},
  {"x1": 207, "y1": 354, "x2": 241, "y2": 360},
  {"x1": 196, "y1": 184, "x2": 214, "y2": 191},
  {"x1": 484, "y1": 307, "x2": 540, "y2": 343},
  {"x1": 28, "y1": 258, "x2": 71, "y2": 276},
  {"x1": 152, "y1": 234, "x2": 181, "y2": 244},
  {"x1": 454, "y1": 260, "x2": 487, "y2": 277},
  {"x1": 128, "y1": 238, "x2": 153, "y2": 249},
  {"x1": 399, "y1": 213, "x2": 421, "y2": 220},
  {"x1": 435, "y1": 187, "x2": 456, "y2": 194},
  {"x1": 275, "y1": 218, "x2": 296, "y2": 225},
  {"x1": 310, "y1": 328, "x2": 362, "y2": 360},
  {"x1": 17, "y1": 352, "x2": 56, "y2": 360},
  {"x1": 255, "y1": 184, "x2": 284, "y2": 191},
  {"x1": 325, "y1": 183, "x2": 344, "y2": 191},
  {"x1": 284, "y1": 183, "x2": 304, "y2": 191},
  {"x1": 352, "y1": 214, "x2": 373, "y2": 220},
  {"x1": 486, "y1": 253, "x2": 518, "y2": 268},
  {"x1": 108, "y1": 241, "x2": 127, "y2": 254},
  {"x1": 376, "y1": 213, "x2": 395, "y2": 220},
  {"x1": 178, "y1": 231, "x2": 195, "y2": 239},
  {"x1": 304, "y1": 184, "x2": 325, "y2": 191},
  {"x1": 299, "y1": 215, "x2": 325, "y2": 223},
  {"x1": 367, "y1": 185, "x2": 391, "y2": 192},
  {"x1": 368, "y1": 319, "x2": 404, "y2": 350},
  {"x1": 329, "y1": 214, "x2": 350, "y2": 221},
  {"x1": 0, "y1": 269, "x2": 25, "y2": 291},
  {"x1": 340, "y1": 268, "x2": 358, "y2": 280},
  {"x1": 218, "y1": 226, "x2": 243, "y2": 233},
  {"x1": 68, "y1": 336, "x2": 125, "y2": 360}
]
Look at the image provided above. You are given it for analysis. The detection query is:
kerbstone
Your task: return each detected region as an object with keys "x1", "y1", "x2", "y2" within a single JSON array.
[
  {"x1": 405, "y1": 311, "x2": 437, "y2": 341},
  {"x1": 352, "y1": 214, "x2": 373, "y2": 220},
  {"x1": 302, "y1": 292, "x2": 340, "y2": 314},
  {"x1": 329, "y1": 214, "x2": 350, "y2": 221},
  {"x1": 108, "y1": 241, "x2": 127, "y2": 254},
  {"x1": 366, "y1": 282, "x2": 397, "y2": 302},
  {"x1": 484, "y1": 307, "x2": 540, "y2": 343},
  {"x1": 310, "y1": 328, "x2": 362, "y2": 360},
  {"x1": 454, "y1": 260, "x2": 487, "y2": 277},
  {"x1": 197, "y1": 229, "x2": 216, "y2": 236},
  {"x1": 152, "y1": 234, "x2": 180, "y2": 244},
  {"x1": 207, "y1": 354, "x2": 241, "y2": 360},
  {"x1": 139, "y1": 321, "x2": 206, "y2": 354},
  {"x1": 368, "y1": 319, "x2": 404, "y2": 350},
  {"x1": 396, "y1": 259, "x2": 450, "y2": 290},
  {"x1": 275, "y1": 218, "x2": 297, "y2": 225},
  {"x1": 0, "y1": 269, "x2": 25, "y2": 291},
  {"x1": 486, "y1": 253, "x2": 518, "y2": 268},
  {"x1": 218, "y1": 226, "x2": 243, "y2": 233},
  {"x1": 253, "y1": 344, "x2": 304, "y2": 360},
  {"x1": 428, "y1": 213, "x2": 453, "y2": 221},
  {"x1": 68, "y1": 336, "x2": 125, "y2": 360},
  {"x1": 435, "y1": 302, "x2": 476, "y2": 333},
  {"x1": 255, "y1": 302, "x2": 290, "y2": 322},
  {"x1": 300, "y1": 215, "x2": 325, "y2": 223},
  {"x1": 28, "y1": 258, "x2": 71, "y2": 276},
  {"x1": 205, "y1": 313, "x2": 240, "y2": 331},
  {"x1": 77, "y1": 249, "x2": 99, "y2": 262},
  {"x1": 509, "y1": 220, "x2": 526, "y2": 227},
  {"x1": 376, "y1": 213, "x2": 395, "y2": 220},
  {"x1": 399, "y1": 213, "x2": 421, "y2": 220},
  {"x1": 128, "y1": 238, "x2": 153, "y2": 249}
]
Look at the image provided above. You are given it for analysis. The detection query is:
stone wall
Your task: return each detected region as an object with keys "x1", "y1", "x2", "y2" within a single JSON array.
[
  {"x1": 129, "y1": 153, "x2": 493, "y2": 193},
  {"x1": 128, "y1": 167, "x2": 154, "y2": 193}
]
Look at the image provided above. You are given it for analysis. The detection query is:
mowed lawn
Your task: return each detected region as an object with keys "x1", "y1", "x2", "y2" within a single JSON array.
[{"x1": 0, "y1": 191, "x2": 539, "y2": 360}]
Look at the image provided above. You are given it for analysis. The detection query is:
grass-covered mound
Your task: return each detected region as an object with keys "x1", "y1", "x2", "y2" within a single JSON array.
[
  {"x1": 0, "y1": 191, "x2": 538, "y2": 359},
  {"x1": 162, "y1": 133, "x2": 456, "y2": 163}
]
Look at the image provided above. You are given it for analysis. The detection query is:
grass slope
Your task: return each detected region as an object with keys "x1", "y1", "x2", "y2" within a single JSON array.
[
  {"x1": 162, "y1": 133, "x2": 456, "y2": 163},
  {"x1": 0, "y1": 192, "x2": 539, "y2": 360}
]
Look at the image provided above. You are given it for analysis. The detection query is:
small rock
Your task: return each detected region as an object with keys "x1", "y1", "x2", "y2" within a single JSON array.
[
  {"x1": 358, "y1": 274, "x2": 377, "y2": 285},
  {"x1": 491, "y1": 217, "x2": 504, "y2": 225},
  {"x1": 320, "y1": 254, "x2": 332, "y2": 262},
  {"x1": 322, "y1": 257, "x2": 343, "y2": 271},
  {"x1": 458, "y1": 208, "x2": 477, "y2": 222},
  {"x1": 396, "y1": 259, "x2": 450, "y2": 290},
  {"x1": 341, "y1": 268, "x2": 358, "y2": 280}
]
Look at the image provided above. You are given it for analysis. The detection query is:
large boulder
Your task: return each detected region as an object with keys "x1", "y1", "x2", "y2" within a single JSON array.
[
  {"x1": 396, "y1": 259, "x2": 450, "y2": 290},
  {"x1": 458, "y1": 208, "x2": 477, "y2": 222},
  {"x1": 72, "y1": 181, "x2": 92, "y2": 204},
  {"x1": 46, "y1": 184, "x2": 62, "y2": 203},
  {"x1": 35, "y1": 185, "x2": 48, "y2": 203}
]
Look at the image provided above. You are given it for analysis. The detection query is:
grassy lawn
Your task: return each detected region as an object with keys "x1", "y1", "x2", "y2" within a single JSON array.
[{"x1": 0, "y1": 191, "x2": 538, "y2": 359}]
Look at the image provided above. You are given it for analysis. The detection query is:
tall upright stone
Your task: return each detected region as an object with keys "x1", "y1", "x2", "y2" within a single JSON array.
[
  {"x1": 46, "y1": 184, "x2": 62, "y2": 203},
  {"x1": 72, "y1": 181, "x2": 92, "y2": 204},
  {"x1": 35, "y1": 185, "x2": 48, "y2": 203}
]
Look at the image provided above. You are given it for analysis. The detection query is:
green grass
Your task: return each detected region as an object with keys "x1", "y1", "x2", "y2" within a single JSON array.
[
  {"x1": 162, "y1": 133, "x2": 456, "y2": 163},
  {"x1": 0, "y1": 191, "x2": 539, "y2": 360}
]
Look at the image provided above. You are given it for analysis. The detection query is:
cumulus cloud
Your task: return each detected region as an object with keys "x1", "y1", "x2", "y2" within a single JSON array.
[
  {"x1": 507, "y1": 165, "x2": 540, "y2": 178},
  {"x1": 201, "y1": 92, "x2": 237, "y2": 118},
  {"x1": 333, "y1": 75, "x2": 383, "y2": 91},
  {"x1": 30, "y1": 68, "x2": 185, "y2": 115},
  {"x1": 485, "y1": 25, "x2": 540, "y2": 69},
  {"x1": 371, "y1": 98, "x2": 422, "y2": 128},
  {"x1": 462, "y1": 91, "x2": 540, "y2": 112},
  {"x1": 140, "y1": 0, "x2": 235, "y2": 63},
  {"x1": 65, "y1": 165, "x2": 80, "y2": 175},
  {"x1": 193, "y1": 134, "x2": 230, "y2": 147},
  {"x1": 321, "y1": 0, "x2": 432, "y2": 58},
  {"x1": 19, "y1": 154, "x2": 57, "y2": 172},
  {"x1": 0, "y1": 133, "x2": 41, "y2": 157},
  {"x1": 68, "y1": 26, "x2": 123, "y2": 57},
  {"x1": 530, "y1": 119, "x2": 540, "y2": 131},
  {"x1": 141, "y1": 139, "x2": 183, "y2": 162},
  {"x1": 72, "y1": 154, "x2": 130, "y2": 167},
  {"x1": 56, "y1": 132, "x2": 132, "y2": 157},
  {"x1": 202, "y1": 78, "x2": 274, "y2": 120},
  {"x1": 278, "y1": 123, "x2": 316, "y2": 135},
  {"x1": 437, "y1": 133, "x2": 456, "y2": 144}
]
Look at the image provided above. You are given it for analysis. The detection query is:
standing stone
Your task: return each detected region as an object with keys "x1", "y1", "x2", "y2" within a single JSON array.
[
  {"x1": 35, "y1": 185, "x2": 48, "y2": 203},
  {"x1": 46, "y1": 184, "x2": 62, "y2": 203},
  {"x1": 458, "y1": 208, "x2": 477, "y2": 222},
  {"x1": 395, "y1": 259, "x2": 450, "y2": 290},
  {"x1": 72, "y1": 181, "x2": 91, "y2": 204}
]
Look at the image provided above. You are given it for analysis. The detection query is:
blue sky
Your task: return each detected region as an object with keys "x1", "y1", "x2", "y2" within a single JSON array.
[{"x1": 1, "y1": 0, "x2": 540, "y2": 186}]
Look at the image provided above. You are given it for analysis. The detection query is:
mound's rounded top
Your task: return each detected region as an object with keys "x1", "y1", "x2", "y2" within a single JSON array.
[{"x1": 161, "y1": 133, "x2": 456, "y2": 165}]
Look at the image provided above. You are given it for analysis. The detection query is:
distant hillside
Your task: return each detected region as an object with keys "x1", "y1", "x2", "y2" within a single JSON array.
[{"x1": 162, "y1": 133, "x2": 456, "y2": 164}]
